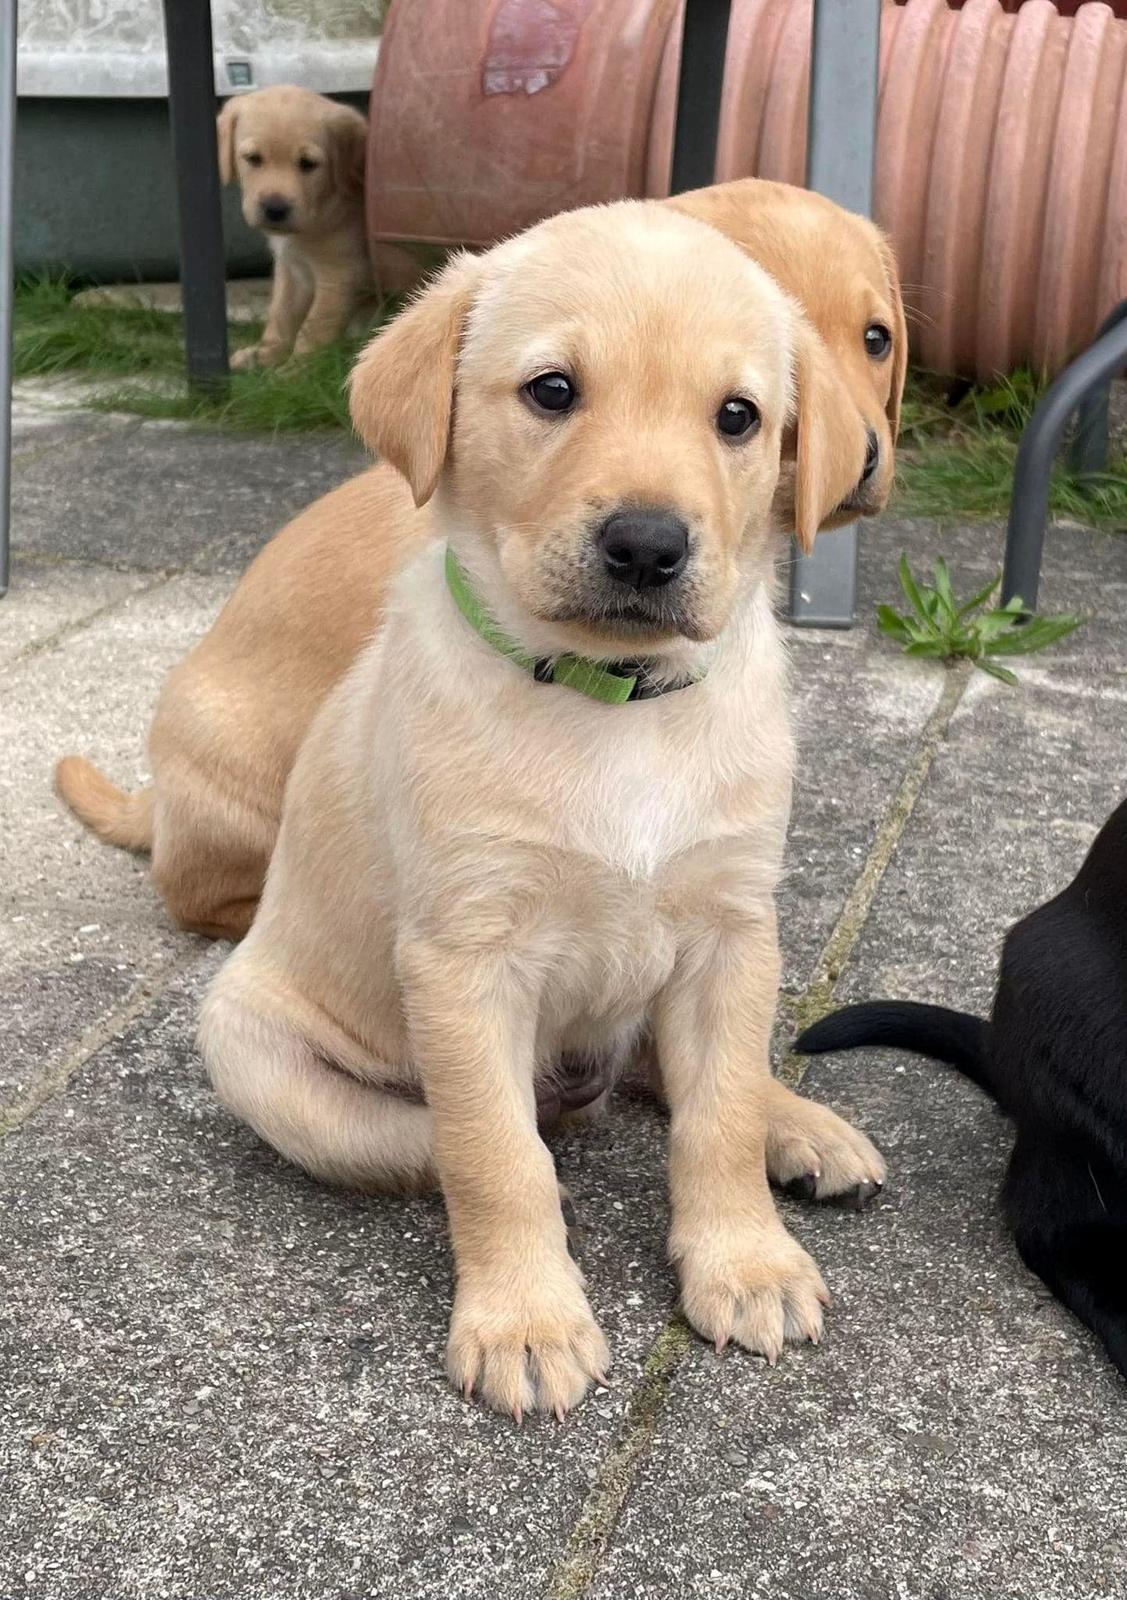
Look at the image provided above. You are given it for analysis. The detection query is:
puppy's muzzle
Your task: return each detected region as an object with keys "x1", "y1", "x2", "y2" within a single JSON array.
[
  {"x1": 597, "y1": 507, "x2": 689, "y2": 591},
  {"x1": 836, "y1": 428, "x2": 883, "y2": 516},
  {"x1": 861, "y1": 428, "x2": 880, "y2": 484}
]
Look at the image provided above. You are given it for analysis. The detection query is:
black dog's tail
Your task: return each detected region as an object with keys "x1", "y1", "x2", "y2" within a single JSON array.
[{"x1": 794, "y1": 1001, "x2": 996, "y2": 1101}]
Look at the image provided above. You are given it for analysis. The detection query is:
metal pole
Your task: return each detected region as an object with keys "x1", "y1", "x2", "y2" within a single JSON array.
[
  {"x1": 1002, "y1": 312, "x2": 1127, "y2": 614},
  {"x1": 1068, "y1": 299, "x2": 1127, "y2": 479},
  {"x1": 0, "y1": 0, "x2": 17, "y2": 599},
  {"x1": 161, "y1": 0, "x2": 229, "y2": 389},
  {"x1": 669, "y1": 0, "x2": 732, "y2": 194},
  {"x1": 788, "y1": 0, "x2": 881, "y2": 628}
]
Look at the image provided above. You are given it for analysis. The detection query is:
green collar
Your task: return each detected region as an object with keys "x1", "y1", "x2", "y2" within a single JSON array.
[{"x1": 444, "y1": 548, "x2": 701, "y2": 706}]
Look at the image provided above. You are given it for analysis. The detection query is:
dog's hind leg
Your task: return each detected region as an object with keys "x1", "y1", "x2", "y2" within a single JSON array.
[
  {"x1": 1022, "y1": 1242, "x2": 1127, "y2": 1381},
  {"x1": 1007, "y1": 1142, "x2": 1127, "y2": 1381},
  {"x1": 198, "y1": 988, "x2": 435, "y2": 1194}
]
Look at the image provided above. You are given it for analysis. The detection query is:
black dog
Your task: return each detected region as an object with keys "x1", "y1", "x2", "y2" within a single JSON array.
[{"x1": 794, "y1": 797, "x2": 1127, "y2": 1380}]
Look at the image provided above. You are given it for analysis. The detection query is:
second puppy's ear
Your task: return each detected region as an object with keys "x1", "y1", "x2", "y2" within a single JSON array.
[
  {"x1": 349, "y1": 252, "x2": 482, "y2": 507},
  {"x1": 216, "y1": 99, "x2": 239, "y2": 186},
  {"x1": 329, "y1": 104, "x2": 369, "y2": 197},
  {"x1": 790, "y1": 317, "x2": 869, "y2": 553},
  {"x1": 878, "y1": 233, "x2": 910, "y2": 442}
]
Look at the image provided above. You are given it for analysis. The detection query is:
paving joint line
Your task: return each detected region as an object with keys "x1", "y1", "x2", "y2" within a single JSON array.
[
  {"x1": 3, "y1": 516, "x2": 252, "y2": 678},
  {"x1": 542, "y1": 659, "x2": 971, "y2": 1598},
  {"x1": 9, "y1": 412, "x2": 145, "y2": 469},
  {"x1": 776, "y1": 660, "x2": 970, "y2": 1087},
  {"x1": 0, "y1": 948, "x2": 207, "y2": 1141},
  {"x1": 2, "y1": 567, "x2": 182, "y2": 678}
]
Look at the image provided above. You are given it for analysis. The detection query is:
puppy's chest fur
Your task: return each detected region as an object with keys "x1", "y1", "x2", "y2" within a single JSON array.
[
  {"x1": 270, "y1": 235, "x2": 313, "y2": 290},
  {"x1": 374, "y1": 550, "x2": 793, "y2": 1037}
]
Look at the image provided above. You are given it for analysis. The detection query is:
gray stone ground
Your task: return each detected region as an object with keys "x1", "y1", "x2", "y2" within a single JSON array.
[{"x1": 2, "y1": 381, "x2": 1126, "y2": 1600}]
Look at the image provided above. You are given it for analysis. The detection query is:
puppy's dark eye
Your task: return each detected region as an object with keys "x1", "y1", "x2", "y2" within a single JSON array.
[
  {"x1": 716, "y1": 397, "x2": 760, "y2": 440},
  {"x1": 298, "y1": 155, "x2": 320, "y2": 173},
  {"x1": 864, "y1": 322, "x2": 893, "y2": 360},
  {"x1": 524, "y1": 371, "x2": 577, "y2": 414},
  {"x1": 243, "y1": 152, "x2": 263, "y2": 168}
]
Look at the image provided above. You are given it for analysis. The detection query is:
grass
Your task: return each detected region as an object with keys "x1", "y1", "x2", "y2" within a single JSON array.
[
  {"x1": 12, "y1": 278, "x2": 1127, "y2": 525},
  {"x1": 13, "y1": 276, "x2": 395, "y2": 432},
  {"x1": 897, "y1": 369, "x2": 1127, "y2": 529}
]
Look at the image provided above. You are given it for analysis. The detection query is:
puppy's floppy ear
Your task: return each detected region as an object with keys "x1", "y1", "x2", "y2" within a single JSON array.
[
  {"x1": 216, "y1": 99, "x2": 238, "y2": 185},
  {"x1": 329, "y1": 104, "x2": 369, "y2": 196},
  {"x1": 349, "y1": 251, "x2": 481, "y2": 506},
  {"x1": 878, "y1": 233, "x2": 909, "y2": 440},
  {"x1": 790, "y1": 317, "x2": 868, "y2": 553}
]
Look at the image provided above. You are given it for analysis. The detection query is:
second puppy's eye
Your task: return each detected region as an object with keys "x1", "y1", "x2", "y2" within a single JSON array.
[
  {"x1": 864, "y1": 322, "x2": 893, "y2": 359},
  {"x1": 244, "y1": 152, "x2": 263, "y2": 168},
  {"x1": 716, "y1": 397, "x2": 761, "y2": 440},
  {"x1": 298, "y1": 155, "x2": 320, "y2": 173},
  {"x1": 524, "y1": 371, "x2": 578, "y2": 414}
]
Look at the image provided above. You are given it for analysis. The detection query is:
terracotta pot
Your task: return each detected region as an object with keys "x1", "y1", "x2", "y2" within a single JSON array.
[
  {"x1": 367, "y1": 0, "x2": 1127, "y2": 377},
  {"x1": 367, "y1": 0, "x2": 679, "y2": 290}
]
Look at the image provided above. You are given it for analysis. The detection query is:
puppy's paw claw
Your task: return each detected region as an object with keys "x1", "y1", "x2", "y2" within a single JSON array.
[{"x1": 835, "y1": 1179, "x2": 883, "y2": 1212}]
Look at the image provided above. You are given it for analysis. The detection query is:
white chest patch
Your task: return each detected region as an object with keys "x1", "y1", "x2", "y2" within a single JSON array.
[
  {"x1": 270, "y1": 234, "x2": 314, "y2": 293},
  {"x1": 557, "y1": 721, "x2": 723, "y2": 879}
]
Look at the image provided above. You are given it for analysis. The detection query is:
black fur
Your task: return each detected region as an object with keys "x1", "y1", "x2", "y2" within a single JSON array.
[{"x1": 795, "y1": 798, "x2": 1127, "y2": 1381}]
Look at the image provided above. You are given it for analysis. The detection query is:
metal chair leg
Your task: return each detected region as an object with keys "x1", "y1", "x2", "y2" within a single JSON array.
[
  {"x1": 669, "y1": 0, "x2": 732, "y2": 194},
  {"x1": 1068, "y1": 299, "x2": 1127, "y2": 479},
  {"x1": 0, "y1": 0, "x2": 17, "y2": 600},
  {"x1": 1001, "y1": 306, "x2": 1127, "y2": 612},
  {"x1": 161, "y1": 0, "x2": 229, "y2": 390},
  {"x1": 788, "y1": 0, "x2": 881, "y2": 629}
]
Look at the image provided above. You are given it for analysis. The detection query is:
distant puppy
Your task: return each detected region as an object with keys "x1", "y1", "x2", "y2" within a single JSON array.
[
  {"x1": 795, "y1": 798, "x2": 1127, "y2": 1380},
  {"x1": 217, "y1": 85, "x2": 371, "y2": 368}
]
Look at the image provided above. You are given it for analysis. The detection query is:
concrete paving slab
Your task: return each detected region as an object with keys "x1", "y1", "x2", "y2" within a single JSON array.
[
  {"x1": 1, "y1": 574, "x2": 229, "y2": 1113},
  {"x1": 11, "y1": 392, "x2": 141, "y2": 457},
  {"x1": 3, "y1": 402, "x2": 1126, "y2": 1600},
  {"x1": 0, "y1": 958, "x2": 679, "y2": 1600},
  {"x1": 11, "y1": 426, "x2": 367, "y2": 574},
  {"x1": 782, "y1": 630, "x2": 940, "y2": 1000},
  {"x1": 590, "y1": 522, "x2": 1127, "y2": 1600},
  {"x1": 0, "y1": 559, "x2": 152, "y2": 670}
]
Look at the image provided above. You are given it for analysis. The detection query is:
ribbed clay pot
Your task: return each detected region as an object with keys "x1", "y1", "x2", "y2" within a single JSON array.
[{"x1": 366, "y1": 0, "x2": 1127, "y2": 378}]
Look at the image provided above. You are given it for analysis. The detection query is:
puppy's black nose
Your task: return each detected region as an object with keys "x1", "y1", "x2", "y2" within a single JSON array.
[
  {"x1": 861, "y1": 429, "x2": 880, "y2": 483},
  {"x1": 261, "y1": 196, "x2": 292, "y2": 225},
  {"x1": 598, "y1": 508, "x2": 689, "y2": 590}
]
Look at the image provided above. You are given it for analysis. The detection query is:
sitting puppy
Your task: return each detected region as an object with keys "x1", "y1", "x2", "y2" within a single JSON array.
[
  {"x1": 198, "y1": 199, "x2": 882, "y2": 1418},
  {"x1": 54, "y1": 178, "x2": 907, "y2": 943},
  {"x1": 795, "y1": 798, "x2": 1127, "y2": 1380},
  {"x1": 217, "y1": 84, "x2": 371, "y2": 368}
]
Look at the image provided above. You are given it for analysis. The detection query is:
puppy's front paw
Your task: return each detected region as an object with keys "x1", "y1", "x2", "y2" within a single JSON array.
[
  {"x1": 447, "y1": 1263, "x2": 610, "y2": 1421},
  {"x1": 231, "y1": 344, "x2": 262, "y2": 371},
  {"x1": 766, "y1": 1079, "x2": 886, "y2": 1208},
  {"x1": 676, "y1": 1222, "x2": 830, "y2": 1364}
]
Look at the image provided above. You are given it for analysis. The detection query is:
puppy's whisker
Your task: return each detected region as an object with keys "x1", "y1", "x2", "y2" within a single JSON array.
[{"x1": 1088, "y1": 1163, "x2": 1108, "y2": 1213}]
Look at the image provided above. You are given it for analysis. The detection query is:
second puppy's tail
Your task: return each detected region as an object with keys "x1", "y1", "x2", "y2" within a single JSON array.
[
  {"x1": 54, "y1": 757, "x2": 155, "y2": 854},
  {"x1": 794, "y1": 1000, "x2": 995, "y2": 1100}
]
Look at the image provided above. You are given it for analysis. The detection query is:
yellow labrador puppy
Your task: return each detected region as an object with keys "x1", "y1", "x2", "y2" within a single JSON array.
[
  {"x1": 217, "y1": 85, "x2": 371, "y2": 368},
  {"x1": 55, "y1": 180, "x2": 907, "y2": 945},
  {"x1": 197, "y1": 199, "x2": 874, "y2": 1419}
]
